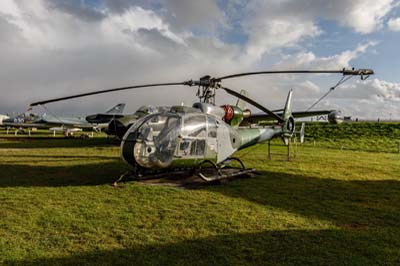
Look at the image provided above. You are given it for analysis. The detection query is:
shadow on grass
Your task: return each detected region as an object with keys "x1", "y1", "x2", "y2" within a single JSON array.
[
  {"x1": 1, "y1": 160, "x2": 399, "y2": 229},
  {"x1": 4, "y1": 229, "x2": 400, "y2": 266},
  {"x1": 6, "y1": 154, "x2": 118, "y2": 160},
  {"x1": 0, "y1": 161, "x2": 125, "y2": 187},
  {"x1": 1, "y1": 154, "x2": 399, "y2": 225},
  {"x1": 209, "y1": 170, "x2": 400, "y2": 227},
  {"x1": 0, "y1": 137, "x2": 119, "y2": 149}
]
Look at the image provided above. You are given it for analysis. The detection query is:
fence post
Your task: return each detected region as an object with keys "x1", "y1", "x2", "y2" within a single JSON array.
[{"x1": 268, "y1": 141, "x2": 271, "y2": 160}]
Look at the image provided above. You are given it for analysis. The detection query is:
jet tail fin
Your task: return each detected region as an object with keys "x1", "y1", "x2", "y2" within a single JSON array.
[
  {"x1": 236, "y1": 90, "x2": 249, "y2": 110},
  {"x1": 106, "y1": 103, "x2": 126, "y2": 114}
]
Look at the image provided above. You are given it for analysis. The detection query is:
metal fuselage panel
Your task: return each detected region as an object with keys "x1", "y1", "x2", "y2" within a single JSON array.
[
  {"x1": 121, "y1": 112, "x2": 220, "y2": 169},
  {"x1": 237, "y1": 127, "x2": 282, "y2": 150},
  {"x1": 120, "y1": 108, "x2": 284, "y2": 170},
  {"x1": 216, "y1": 121, "x2": 239, "y2": 163}
]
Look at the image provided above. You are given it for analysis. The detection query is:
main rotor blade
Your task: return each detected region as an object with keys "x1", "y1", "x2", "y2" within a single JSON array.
[
  {"x1": 30, "y1": 82, "x2": 186, "y2": 106},
  {"x1": 221, "y1": 86, "x2": 285, "y2": 123},
  {"x1": 216, "y1": 69, "x2": 374, "y2": 81}
]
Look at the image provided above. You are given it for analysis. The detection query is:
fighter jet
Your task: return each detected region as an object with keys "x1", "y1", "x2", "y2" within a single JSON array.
[{"x1": 2, "y1": 103, "x2": 125, "y2": 136}]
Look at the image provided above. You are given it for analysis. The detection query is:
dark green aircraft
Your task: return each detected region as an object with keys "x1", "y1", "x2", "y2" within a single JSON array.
[
  {"x1": 30, "y1": 68, "x2": 373, "y2": 181},
  {"x1": 2, "y1": 104, "x2": 126, "y2": 136}
]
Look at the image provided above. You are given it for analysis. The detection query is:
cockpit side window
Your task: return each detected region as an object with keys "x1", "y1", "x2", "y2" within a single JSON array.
[
  {"x1": 207, "y1": 116, "x2": 217, "y2": 138},
  {"x1": 178, "y1": 114, "x2": 207, "y2": 157},
  {"x1": 182, "y1": 114, "x2": 206, "y2": 138}
]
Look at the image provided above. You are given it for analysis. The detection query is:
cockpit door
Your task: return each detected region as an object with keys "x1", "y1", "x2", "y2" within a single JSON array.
[
  {"x1": 216, "y1": 120, "x2": 235, "y2": 163},
  {"x1": 205, "y1": 115, "x2": 218, "y2": 161},
  {"x1": 177, "y1": 114, "x2": 207, "y2": 159}
]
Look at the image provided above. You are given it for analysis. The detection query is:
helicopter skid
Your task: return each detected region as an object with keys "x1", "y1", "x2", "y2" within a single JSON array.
[
  {"x1": 197, "y1": 167, "x2": 256, "y2": 182},
  {"x1": 197, "y1": 157, "x2": 255, "y2": 182},
  {"x1": 113, "y1": 165, "x2": 255, "y2": 188}
]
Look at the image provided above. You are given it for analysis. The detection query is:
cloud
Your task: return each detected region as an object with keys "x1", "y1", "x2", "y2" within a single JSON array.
[
  {"x1": 0, "y1": 0, "x2": 242, "y2": 115},
  {"x1": 336, "y1": 78, "x2": 400, "y2": 102},
  {"x1": 0, "y1": 14, "x2": 24, "y2": 46},
  {"x1": 0, "y1": 0, "x2": 397, "y2": 121},
  {"x1": 45, "y1": 0, "x2": 106, "y2": 22},
  {"x1": 306, "y1": 79, "x2": 400, "y2": 119},
  {"x1": 335, "y1": 0, "x2": 394, "y2": 34},
  {"x1": 238, "y1": 0, "x2": 394, "y2": 60},
  {"x1": 274, "y1": 42, "x2": 377, "y2": 70},
  {"x1": 103, "y1": 0, "x2": 224, "y2": 32},
  {"x1": 243, "y1": 18, "x2": 320, "y2": 59},
  {"x1": 275, "y1": 78, "x2": 400, "y2": 119},
  {"x1": 160, "y1": 0, "x2": 225, "y2": 32},
  {"x1": 388, "y1": 17, "x2": 400, "y2": 31}
]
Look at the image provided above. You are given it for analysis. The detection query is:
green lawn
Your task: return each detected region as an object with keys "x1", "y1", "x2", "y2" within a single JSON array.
[
  {"x1": 0, "y1": 125, "x2": 400, "y2": 265},
  {"x1": 302, "y1": 122, "x2": 400, "y2": 153}
]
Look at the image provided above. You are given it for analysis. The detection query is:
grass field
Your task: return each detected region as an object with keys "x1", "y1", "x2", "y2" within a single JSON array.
[
  {"x1": 0, "y1": 124, "x2": 400, "y2": 265},
  {"x1": 303, "y1": 122, "x2": 400, "y2": 153}
]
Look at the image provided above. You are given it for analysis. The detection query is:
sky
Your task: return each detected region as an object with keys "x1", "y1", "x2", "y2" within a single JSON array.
[{"x1": 1, "y1": 0, "x2": 400, "y2": 119}]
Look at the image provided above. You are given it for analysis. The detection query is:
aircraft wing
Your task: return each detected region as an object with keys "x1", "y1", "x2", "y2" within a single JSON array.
[
  {"x1": 36, "y1": 116, "x2": 94, "y2": 129},
  {"x1": 241, "y1": 110, "x2": 334, "y2": 125},
  {"x1": 291, "y1": 110, "x2": 334, "y2": 118},
  {"x1": 85, "y1": 103, "x2": 126, "y2": 123},
  {"x1": 2, "y1": 121, "x2": 49, "y2": 128},
  {"x1": 85, "y1": 113, "x2": 124, "y2": 124}
]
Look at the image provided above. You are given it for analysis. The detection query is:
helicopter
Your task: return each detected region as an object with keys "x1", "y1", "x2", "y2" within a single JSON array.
[{"x1": 30, "y1": 68, "x2": 373, "y2": 182}]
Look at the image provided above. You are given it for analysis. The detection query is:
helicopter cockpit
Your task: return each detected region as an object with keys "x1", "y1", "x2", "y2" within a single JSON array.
[{"x1": 121, "y1": 111, "x2": 216, "y2": 169}]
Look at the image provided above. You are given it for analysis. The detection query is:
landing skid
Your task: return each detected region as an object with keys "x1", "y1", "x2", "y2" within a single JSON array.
[
  {"x1": 112, "y1": 157, "x2": 255, "y2": 187},
  {"x1": 197, "y1": 157, "x2": 255, "y2": 182}
]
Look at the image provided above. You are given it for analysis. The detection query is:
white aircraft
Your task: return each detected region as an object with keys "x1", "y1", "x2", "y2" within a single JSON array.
[{"x1": 0, "y1": 114, "x2": 10, "y2": 125}]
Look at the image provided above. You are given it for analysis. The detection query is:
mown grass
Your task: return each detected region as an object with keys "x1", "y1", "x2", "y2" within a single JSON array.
[
  {"x1": 0, "y1": 124, "x2": 399, "y2": 265},
  {"x1": 302, "y1": 122, "x2": 400, "y2": 153}
]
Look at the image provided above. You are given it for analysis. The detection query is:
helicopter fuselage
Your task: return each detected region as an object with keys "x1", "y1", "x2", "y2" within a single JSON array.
[{"x1": 120, "y1": 104, "x2": 283, "y2": 170}]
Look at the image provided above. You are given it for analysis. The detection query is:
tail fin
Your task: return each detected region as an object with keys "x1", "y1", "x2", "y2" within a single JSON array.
[
  {"x1": 236, "y1": 90, "x2": 248, "y2": 110},
  {"x1": 283, "y1": 89, "x2": 293, "y2": 120},
  {"x1": 282, "y1": 90, "x2": 295, "y2": 145},
  {"x1": 106, "y1": 103, "x2": 126, "y2": 114}
]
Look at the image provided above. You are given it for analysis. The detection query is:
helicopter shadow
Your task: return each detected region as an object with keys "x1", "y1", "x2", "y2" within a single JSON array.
[
  {"x1": 206, "y1": 170, "x2": 400, "y2": 228},
  {"x1": 5, "y1": 228, "x2": 398, "y2": 266},
  {"x1": 5, "y1": 154, "x2": 118, "y2": 160},
  {"x1": 0, "y1": 160, "x2": 125, "y2": 187},
  {"x1": 0, "y1": 137, "x2": 119, "y2": 149}
]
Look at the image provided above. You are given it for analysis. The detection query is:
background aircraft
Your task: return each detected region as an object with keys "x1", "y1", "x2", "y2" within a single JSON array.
[
  {"x1": 85, "y1": 103, "x2": 126, "y2": 124},
  {"x1": 0, "y1": 114, "x2": 10, "y2": 125},
  {"x1": 2, "y1": 111, "x2": 41, "y2": 128},
  {"x1": 2, "y1": 103, "x2": 125, "y2": 136}
]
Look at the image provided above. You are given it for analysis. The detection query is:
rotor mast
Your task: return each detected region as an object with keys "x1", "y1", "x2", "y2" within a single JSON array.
[{"x1": 195, "y1": 75, "x2": 218, "y2": 104}]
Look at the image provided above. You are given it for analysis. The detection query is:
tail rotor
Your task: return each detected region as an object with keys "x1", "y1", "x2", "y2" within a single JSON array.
[{"x1": 282, "y1": 90, "x2": 295, "y2": 145}]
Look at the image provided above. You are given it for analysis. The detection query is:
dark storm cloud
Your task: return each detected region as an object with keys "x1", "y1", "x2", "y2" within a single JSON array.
[{"x1": 45, "y1": 0, "x2": 106, "y2": 22}]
